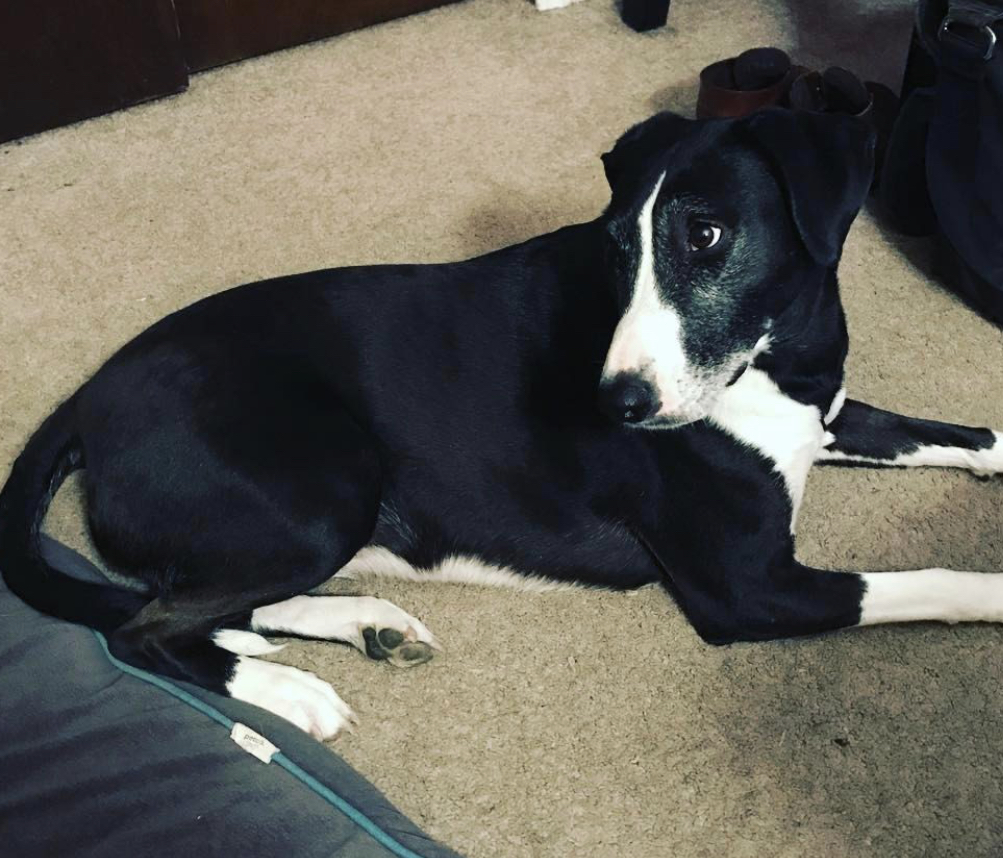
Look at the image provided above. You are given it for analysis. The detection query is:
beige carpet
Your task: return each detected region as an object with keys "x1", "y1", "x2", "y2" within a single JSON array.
[{"x1": 4, "y1": 1, "x2": 1003, "y2": 855}]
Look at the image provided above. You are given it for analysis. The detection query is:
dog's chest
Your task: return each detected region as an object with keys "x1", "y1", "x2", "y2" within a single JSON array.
[{"x1": 707, "y1": 367, "x2": 825, "y2": 522}]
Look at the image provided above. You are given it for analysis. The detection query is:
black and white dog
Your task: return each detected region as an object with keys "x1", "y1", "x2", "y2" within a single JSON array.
[{"x1": 3, "y1": 109, "x2": 1002, "y2": 739}]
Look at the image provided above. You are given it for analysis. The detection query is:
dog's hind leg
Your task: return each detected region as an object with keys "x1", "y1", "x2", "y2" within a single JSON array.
[
  {"x1": 96, "y1": 397, "x2": 393, "y2": 738},
  {"x1": 112, "y1": 598, "x2": 359, "y2": 738},
  {"x1": 104, "y1": 487, "x2": 382, "y2": 739},
  {"x1": 237, "y1": 595, "x2": 440, "y2": 668},
  {"x1": 817, "y1": 398, "x2": 1003, "y2": 476}
]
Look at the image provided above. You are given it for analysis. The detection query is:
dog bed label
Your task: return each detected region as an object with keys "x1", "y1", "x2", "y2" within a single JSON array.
[{"x1": 230, "y1": 722, "x2": 279, "y2": 764}]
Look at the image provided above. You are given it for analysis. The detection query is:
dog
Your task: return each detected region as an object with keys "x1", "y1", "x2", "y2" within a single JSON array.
[{"x1": 3, "y1": 108, "x2": 1003, "y2": 740}]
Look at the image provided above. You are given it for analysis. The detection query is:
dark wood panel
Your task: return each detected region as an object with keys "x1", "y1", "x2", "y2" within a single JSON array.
[
  {"x1": 174, "y1": 0, "x2": 463, "y2": 72},
  {"x1": 0, "y1": 0, "x2": 189, "y2": 144}
]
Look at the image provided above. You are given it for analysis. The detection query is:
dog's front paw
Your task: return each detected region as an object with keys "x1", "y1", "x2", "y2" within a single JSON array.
[
  {"x1": 227, "y1": 657, "x2": 357, "y2": 740},
  {"x1": 972, "y1": 432, "x2": 1003, "y2": 479}
]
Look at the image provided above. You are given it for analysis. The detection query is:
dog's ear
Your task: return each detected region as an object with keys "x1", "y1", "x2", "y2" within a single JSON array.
[
  {"x1": 743, "y1": 108, "x2": 875, "y2": 267},
  {"x1": 601, "y1": 112, "x2": 691, "y2": 190}
]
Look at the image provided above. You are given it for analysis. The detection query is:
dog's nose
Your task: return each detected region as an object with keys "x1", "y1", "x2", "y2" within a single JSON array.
[{"x1": 598, "y1": 375, "x2": 659, "y2": 424}]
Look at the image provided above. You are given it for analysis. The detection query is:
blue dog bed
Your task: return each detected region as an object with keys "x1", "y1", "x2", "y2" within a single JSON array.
[{"x1": 0, "y1": 536, "x2": 464, "y2": 858}]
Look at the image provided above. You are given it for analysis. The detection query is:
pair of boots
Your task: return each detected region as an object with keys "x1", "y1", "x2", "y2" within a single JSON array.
[{"x1": 695, "y1": 48, "x2": 899, "y2": 188}]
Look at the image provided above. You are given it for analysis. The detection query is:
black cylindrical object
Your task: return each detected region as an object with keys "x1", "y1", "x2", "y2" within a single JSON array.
[{"x1": 621, "y1": 0, "x2": 670, "y2": 32}]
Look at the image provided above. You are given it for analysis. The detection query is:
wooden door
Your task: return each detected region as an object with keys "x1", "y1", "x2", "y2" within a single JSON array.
[
  {"x1": 0, "y1": 0, "x2": 460, "y2": 143},
  {"x1": 0, "y1": 0, "x2": 189, "y2": 144},
  {"x1": 175, "y1": 0, "x2": 463, "y2": 72}
]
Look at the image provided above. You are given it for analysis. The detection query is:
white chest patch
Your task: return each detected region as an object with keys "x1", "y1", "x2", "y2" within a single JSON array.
[{"x1": 707, "y1": 367, "x2": 825, "y2": 524}]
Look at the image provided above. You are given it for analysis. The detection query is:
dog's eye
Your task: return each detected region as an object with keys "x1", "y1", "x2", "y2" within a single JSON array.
[{"x1": 687, "y1": 222, "x2": 722, "y2": 252}]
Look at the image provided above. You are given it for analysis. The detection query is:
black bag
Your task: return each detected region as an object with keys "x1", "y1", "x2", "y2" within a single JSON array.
[{"x1": 880, "y1": 0, "x2": 1003, "y2": 323}]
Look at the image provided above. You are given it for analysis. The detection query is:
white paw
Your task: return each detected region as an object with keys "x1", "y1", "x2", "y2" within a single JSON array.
[
  {"x1": 226, "y1": 657, "x2": 357, "y2": 740},
  {"x1": 342, "y1": 597, "x2": 440, "y2": 668},
  {"x1": 251, "y1": 594, "x2": 440, "y2": 663},
  {"x1": 349, "y1": 596, "x2": 440, "y2": 652},
  {"x1": 973, "y1": 432, "x2": 1003, "y2": 478}
]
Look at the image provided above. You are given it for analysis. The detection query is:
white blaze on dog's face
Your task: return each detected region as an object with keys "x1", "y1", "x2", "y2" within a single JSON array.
[{"x1": 600, "y1": 172, "x2": 715, "y2": 427}]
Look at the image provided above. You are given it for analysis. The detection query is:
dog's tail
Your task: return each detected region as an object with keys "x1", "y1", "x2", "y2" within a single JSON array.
[{"x1": 0, "y1": 395, "x2": 150, "y2": 633}]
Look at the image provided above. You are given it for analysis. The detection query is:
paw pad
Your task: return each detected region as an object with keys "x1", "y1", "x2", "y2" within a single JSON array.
[{"x1": 362, "y1": 626, "x2": 435, "y2": 668}]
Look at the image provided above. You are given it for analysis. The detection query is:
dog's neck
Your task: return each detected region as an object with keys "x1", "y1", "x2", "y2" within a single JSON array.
[
  {"x1": 704, "y1": 267, "x2": 848, "y2": 525},
  {"x1": 752, "y1": 266, "x2": 848, "y2": 415}
]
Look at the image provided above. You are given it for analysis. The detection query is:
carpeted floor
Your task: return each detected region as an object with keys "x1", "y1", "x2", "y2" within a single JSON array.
[{"x1": 3, "y1": 1, "x2": 1003, "y2": 856}]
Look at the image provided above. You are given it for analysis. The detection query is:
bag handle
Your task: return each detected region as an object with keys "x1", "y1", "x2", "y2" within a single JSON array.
[{"x1": 938, "y1": 0, "x2": 1002, "y2": 62}]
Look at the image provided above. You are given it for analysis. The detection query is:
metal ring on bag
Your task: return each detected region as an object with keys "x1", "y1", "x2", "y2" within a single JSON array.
[{"x1": 938, "y1": 16, "x2": 998, "y2": 61}]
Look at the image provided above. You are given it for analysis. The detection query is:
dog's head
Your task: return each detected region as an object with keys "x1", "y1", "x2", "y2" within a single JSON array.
[{"x1": 597, "y1": 108, "x2": 874, "y2": 428}]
